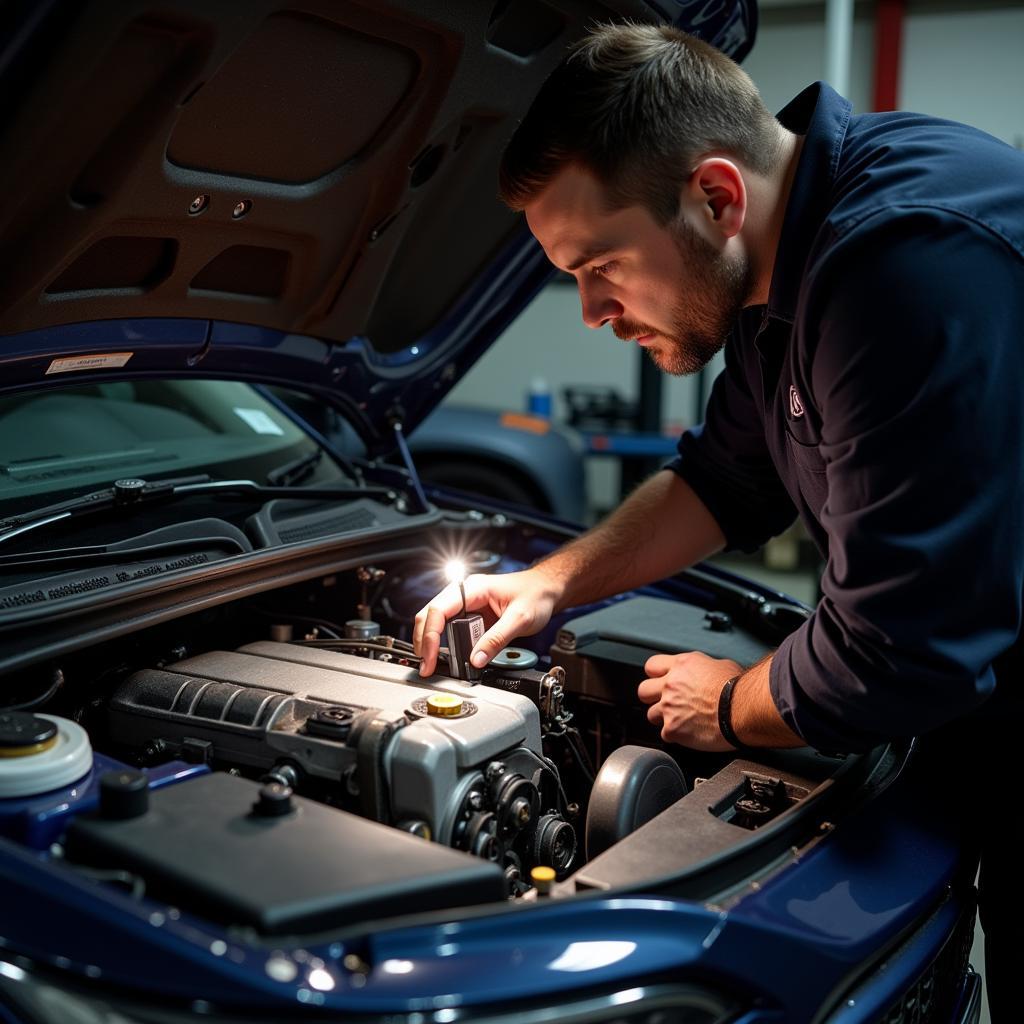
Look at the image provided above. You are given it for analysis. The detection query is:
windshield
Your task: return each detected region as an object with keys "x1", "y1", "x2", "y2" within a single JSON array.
[{"x1": 0, "y1": 380, "x2": 343, "y2": 518}]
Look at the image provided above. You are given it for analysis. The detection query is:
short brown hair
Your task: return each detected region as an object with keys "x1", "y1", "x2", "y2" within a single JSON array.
[{"x1": 499, "y1": 23, "x2": 783, "y2": 224}]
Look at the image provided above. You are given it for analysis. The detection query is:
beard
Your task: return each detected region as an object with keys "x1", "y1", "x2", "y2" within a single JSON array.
[{"x1": 611, "y1": 219, "x2": 754, "y2": 376}]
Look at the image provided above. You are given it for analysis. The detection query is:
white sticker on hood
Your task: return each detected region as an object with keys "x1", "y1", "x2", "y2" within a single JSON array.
[
  {"x1": 45, "y1": 352, "x2": 133, "y2": 374},
  {"x1": 233, "y1": 407, "x2": 285, "y2": 435}
]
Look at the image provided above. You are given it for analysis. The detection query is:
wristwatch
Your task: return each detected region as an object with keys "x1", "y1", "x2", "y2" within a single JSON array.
[{"x1": 717, "y1": 675, "x2": 748, "y2": 750}]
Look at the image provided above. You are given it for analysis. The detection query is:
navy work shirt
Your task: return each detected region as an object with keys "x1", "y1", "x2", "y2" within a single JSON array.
[{"x1": 669, "y1": 83, "x2": 1024, "y2": 752}]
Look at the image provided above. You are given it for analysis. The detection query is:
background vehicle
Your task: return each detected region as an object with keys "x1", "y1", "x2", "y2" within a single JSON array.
[{"x1": 277, "y1": 388, "x2": 588, "y2": 520}]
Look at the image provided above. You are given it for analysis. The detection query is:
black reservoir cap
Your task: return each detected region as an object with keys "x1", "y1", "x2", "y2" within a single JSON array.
[
  {"x1": 0, "y1": 712, "x2": 58, "y2": 749},
  {"x1": 303, "y1": 706, "x2": 355, "y2": 741}
]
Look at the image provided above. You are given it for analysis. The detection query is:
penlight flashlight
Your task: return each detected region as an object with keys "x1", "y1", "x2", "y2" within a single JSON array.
[{"x1": 445, "y1": 559, "x2": 468, "y2": 616}]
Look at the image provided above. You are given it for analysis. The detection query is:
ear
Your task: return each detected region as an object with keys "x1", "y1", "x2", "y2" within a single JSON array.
[{"x1": 684, "y1": 157, "x2": 747, "y2": 239}]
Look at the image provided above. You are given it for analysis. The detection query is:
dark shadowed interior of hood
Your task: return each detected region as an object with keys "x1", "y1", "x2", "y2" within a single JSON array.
[{"x1": 0, "y1": 0, "x2": 670, "y2": 352}]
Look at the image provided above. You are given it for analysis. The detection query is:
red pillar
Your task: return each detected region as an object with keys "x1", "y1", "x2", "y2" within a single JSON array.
[{"x1": 873, "y1": 0, "x2": 906, "y2": 111}]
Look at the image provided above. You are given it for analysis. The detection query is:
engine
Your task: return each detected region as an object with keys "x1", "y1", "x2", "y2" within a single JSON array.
[{"x1": 104, "y1": 639, "x2": 577, "y2": 892}]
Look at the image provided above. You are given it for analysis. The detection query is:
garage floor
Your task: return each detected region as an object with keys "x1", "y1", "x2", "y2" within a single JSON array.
[{"x1": 711, "y1": 556, "x2": 990, "y2": 1024}]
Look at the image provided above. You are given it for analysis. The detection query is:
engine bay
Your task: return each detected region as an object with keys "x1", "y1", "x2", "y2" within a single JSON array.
[{"x1": 0, "y1": 537, "x2": 853, "y2": 938}]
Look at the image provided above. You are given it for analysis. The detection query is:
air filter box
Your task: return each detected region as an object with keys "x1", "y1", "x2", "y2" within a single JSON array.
[{"x1": 550, "y1": 596, "x2": 771, "y2": 701}]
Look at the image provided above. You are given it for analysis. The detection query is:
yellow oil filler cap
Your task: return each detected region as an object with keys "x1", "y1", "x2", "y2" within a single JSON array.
[
  {"x1": 425, "y1": 693, "x2": 464, "y2": 718},
  {"x1": 531, "y1": 865, "x2": 556, "y2": 896}
]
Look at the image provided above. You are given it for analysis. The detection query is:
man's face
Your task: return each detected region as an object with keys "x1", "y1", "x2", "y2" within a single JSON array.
[{"x1": 524, "y1": 164, "x2": 753, "y2": 375}]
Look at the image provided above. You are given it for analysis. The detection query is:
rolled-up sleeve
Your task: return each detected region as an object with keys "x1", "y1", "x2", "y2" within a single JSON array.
[
  {"x1": 668, "y1": 310, "x2": 798, "y2": 552},
  {"x1": 771, "y1": 211, "x2": 1024, "y2": 751}
]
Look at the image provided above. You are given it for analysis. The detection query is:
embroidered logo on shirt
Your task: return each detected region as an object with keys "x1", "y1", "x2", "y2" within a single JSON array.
[{"x1": 789, "y1": 385, "x2": 805, "y2": 418}]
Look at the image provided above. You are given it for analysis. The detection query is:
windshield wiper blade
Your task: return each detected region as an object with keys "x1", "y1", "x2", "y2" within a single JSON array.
[
  {"x1": 0, "y1": 475, "x2": 212, "y2": 535},
  {"x1": 171, "y1": 479, "x2": 399, "y2": 502},
  {"x1": 0, "y1": 476, "x2": 408, "y2": 549}
]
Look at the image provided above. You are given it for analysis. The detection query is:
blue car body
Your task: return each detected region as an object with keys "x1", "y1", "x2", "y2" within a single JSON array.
[{"x1": 0, "y1": 2, "x2": 981, "y2": 1022}]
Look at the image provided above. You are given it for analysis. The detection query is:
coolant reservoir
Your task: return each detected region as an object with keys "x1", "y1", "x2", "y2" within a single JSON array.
[{"x1": 0, "y1": 712, "x2": 93, "y2": 798}]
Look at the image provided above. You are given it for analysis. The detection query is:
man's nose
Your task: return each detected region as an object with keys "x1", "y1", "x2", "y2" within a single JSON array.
[{"x1": 579, "y1": 281, "x2": 622, "y2": 329}]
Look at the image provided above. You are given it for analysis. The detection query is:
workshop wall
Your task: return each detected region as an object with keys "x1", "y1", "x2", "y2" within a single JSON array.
[
  {"x1": 747, "y1": 1, "x2": 1024, "y2": 145},
  {"x1": 742, "y1": 2, "x2": 875, "y2": 112},
  {"x1": 900, "y1": 4, "x2": 1024, "y2": 146}
]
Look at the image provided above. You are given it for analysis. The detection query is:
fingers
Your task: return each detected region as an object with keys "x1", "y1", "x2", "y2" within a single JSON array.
[
  {"x1": 413, "y1": 571, "x2": 552, "y2": 675},
  {"x1": 470, "y1": 613, "x2": 522, "y2": 669},
  {"x1": 414, "y1": 575, "x2": 507, "y2": 676},
  {"x1": 414, "y1": 582, "x2": 463, "y2": 676},
  {"x1": 637, "y1": 675, "x2": 665, "y2": 705},
  {"x1": 646, "y1": 702, "x2": 663, "y2": 726},
  {"x1": 417, "y1": 627, "x2": 443, "y2": 677},
  {"x1": 644, "y1": 653, "x2": 675, "y2": 677}
]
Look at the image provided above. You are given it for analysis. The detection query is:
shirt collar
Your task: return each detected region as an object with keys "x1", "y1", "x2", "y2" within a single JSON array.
[{"x1": 766, "y1": 82, "x2": 853, "y2": 322}]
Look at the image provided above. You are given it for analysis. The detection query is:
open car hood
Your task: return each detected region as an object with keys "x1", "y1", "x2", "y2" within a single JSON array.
[{"x1": 0, "y1": 0, "x2": 755, "y2": 455}]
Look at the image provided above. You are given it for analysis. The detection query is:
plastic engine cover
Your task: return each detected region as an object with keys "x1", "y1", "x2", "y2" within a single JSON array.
[
  {"x1": 106, "y1": 642, "x2": 542, "y2": 846},
  {"x1": 65, "y1": 771, "x2": 505, "y2": 934}
]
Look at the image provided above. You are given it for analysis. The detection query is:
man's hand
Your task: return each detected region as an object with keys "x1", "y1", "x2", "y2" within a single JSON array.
[
  {"x1": 413, "y1": 568, "x2": 563, "y2": 677},
  {"x1": 637, "y1": 651, "x2": 743, "y2": 751},
  {"x1": 413, "y1": 472, "x2": 728, "y2": 678},
  {"x1": 639, "y1": 651, "x2": 804, "y2": 750}
]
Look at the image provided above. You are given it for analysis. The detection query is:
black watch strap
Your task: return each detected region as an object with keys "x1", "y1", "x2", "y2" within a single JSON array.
[{"x1": 717, "y1": 674, "x2": 746, "y2": 750}]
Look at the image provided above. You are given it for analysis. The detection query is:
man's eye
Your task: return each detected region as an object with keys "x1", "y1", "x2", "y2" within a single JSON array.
[{"x1": 591, "y1": 260, "x2": 617, "y2": 277}]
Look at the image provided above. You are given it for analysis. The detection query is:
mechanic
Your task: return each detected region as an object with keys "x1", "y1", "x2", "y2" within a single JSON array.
[{"x1": 413, "y1": 24, "x2": 1024, "y2": 1014}]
